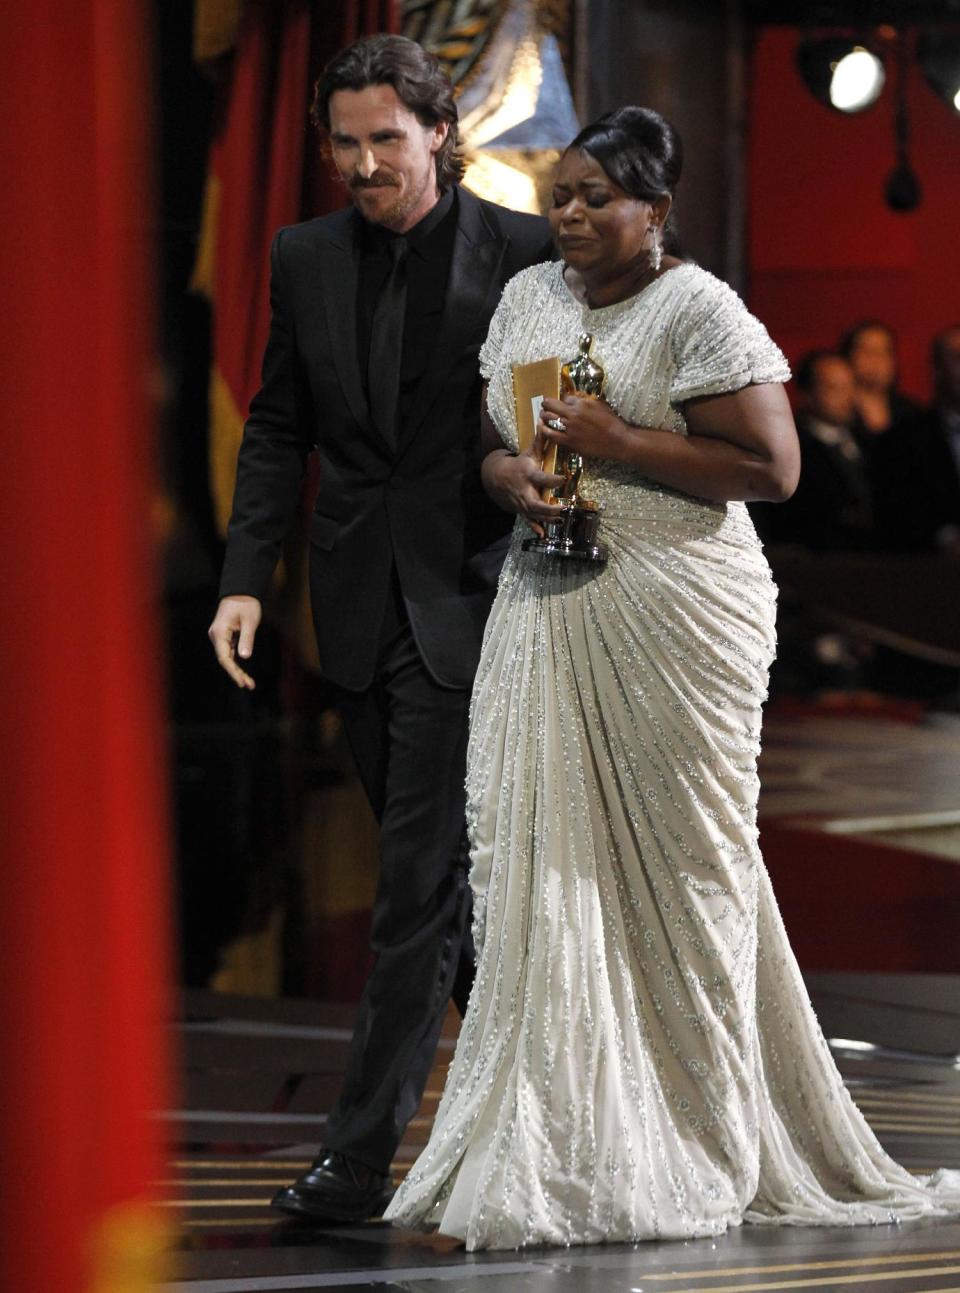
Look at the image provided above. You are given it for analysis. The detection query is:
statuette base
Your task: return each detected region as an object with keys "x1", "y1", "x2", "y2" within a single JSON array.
[{"x1": 522, "y1": 503, "x2": 608, "y2": 564}]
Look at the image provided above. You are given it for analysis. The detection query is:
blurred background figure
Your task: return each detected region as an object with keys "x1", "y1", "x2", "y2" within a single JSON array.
[
  {"x1": 841, "y1": 320, "x2": 922, "y2": 437},
  {"x1": 917, "y1": 326, "x2": 960, "y2": 554},
  {"x1": 755, "y1": 350, "x2": 874, "y2": 553},
  {"x1": 840, "y1": 320, "x2": 932, "y2": 554},
  {"x1": 752, "y1": 350, "x2": 876, "y2": 694},
  {"x1": 854, "y1": 324, "x2": 960, "y2": 555}
]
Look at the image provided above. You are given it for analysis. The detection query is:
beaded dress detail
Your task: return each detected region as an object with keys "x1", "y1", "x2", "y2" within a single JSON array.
[{"x1": 383, "y1": 261, "x2": 960, "y2": 1249}]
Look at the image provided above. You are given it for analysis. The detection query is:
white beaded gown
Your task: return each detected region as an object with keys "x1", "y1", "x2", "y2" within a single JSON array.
[{"x1": 383, "y1": 261, "x2": 960, "y2": 1250}]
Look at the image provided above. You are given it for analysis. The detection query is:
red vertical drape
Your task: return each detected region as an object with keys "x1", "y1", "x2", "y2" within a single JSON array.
[{"x1": 0, "y1": 3, "x2": 175, "y2": 1291}]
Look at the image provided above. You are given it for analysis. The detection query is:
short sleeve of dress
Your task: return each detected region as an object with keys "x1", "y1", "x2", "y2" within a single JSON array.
[
  {"x1": 670, "y1": 272, "x2": 790, "y2": 405},
  {"x1": 478, "y1": 273, "x2": 522, "y2": 382}
]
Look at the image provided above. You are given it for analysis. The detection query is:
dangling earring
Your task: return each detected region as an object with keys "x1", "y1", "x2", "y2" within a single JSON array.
[{"x1": 648, "y1": 226, "x2": 662, "y2": 272}]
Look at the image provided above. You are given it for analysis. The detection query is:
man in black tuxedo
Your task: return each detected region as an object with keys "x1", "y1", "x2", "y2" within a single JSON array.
[{"x1": 208, "y1": 34, "x2": 550, "y2": 1223}]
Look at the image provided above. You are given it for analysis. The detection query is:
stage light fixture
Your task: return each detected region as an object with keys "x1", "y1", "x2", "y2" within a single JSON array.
[
  {"x1": 796, "y1": 36, "x2": 886, "y2": 113},
  {"x1": 886, "y1": 28, "x2": 922, "y2": 214},
  {"x1": 918, "y1": 29, "x2": 960, "y2": 114}
]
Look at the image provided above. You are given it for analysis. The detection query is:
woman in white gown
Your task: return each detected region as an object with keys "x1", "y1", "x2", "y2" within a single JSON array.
[{"x1": 384, "y1": 106, "x2": 960, "y2": 1250}]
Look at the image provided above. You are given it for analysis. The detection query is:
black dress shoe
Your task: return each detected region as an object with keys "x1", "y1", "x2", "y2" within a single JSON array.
[{"x1": 271, "y1": 1150, "x2": 395, "y2": 1224}]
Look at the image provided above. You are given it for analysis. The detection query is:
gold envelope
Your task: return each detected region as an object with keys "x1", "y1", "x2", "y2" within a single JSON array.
[{"x1": 511, "y1": 356, "x2": 560, "y2": 491}]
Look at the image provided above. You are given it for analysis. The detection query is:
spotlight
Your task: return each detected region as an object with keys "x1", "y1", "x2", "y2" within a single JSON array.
[
  {"x1": 918, "y1": 29, "x2": 960, "y2": 114},
  {"x1": 796, "y1": 36, "x2": 886, "y2": 113}
]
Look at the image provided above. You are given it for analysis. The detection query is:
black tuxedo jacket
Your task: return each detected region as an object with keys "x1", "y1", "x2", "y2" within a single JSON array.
[
  {"x1": 220, "y1": 187, "x2": 551, "y2": 690},
  {"x1": 756, "y1": 413, "x2": 875, "y2": 552},
  {"x1": 866, "y1": 407, "x2": 960, "y2": 553}
]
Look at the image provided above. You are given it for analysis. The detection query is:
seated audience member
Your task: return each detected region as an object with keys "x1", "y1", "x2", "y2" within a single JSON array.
[
  {"x1": 862, "y1": 325, "x2": 960, "y2": 554},
  {"x1": 917, "y1": 326, "x2": 960, "y2": 553},
  {"x1": 839, "y1": 320, "x2": 932, "y2": 552},
  {"x1": 754, "y1": 350, "x2": 874, "y2": 551},
  {"x1": 840, "y1": 319, "x2": 922, "y2": 437}
]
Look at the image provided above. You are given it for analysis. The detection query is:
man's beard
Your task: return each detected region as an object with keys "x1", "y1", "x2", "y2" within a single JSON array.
[{"x1": 349, "y1": 166, "x2": 432, "y2": 230}]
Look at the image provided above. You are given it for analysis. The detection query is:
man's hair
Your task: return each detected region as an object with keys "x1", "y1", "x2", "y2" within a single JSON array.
[
  {"x1": 795, "y1": 349, "x2": 846, "y2": 393},
  {"x1": 931, "y1": 324, "x2": 960, "y2": 371},
  {"x1": 312, "y1": 34, "x2": 465, "y2": 189},
  {"x1": 838, "y1": 319, "x2": 896, "y2": 359}
]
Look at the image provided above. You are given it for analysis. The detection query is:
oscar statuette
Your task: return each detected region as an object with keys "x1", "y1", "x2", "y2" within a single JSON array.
[{"x1": 522, "y1": 332, "x2": 608, "y2": 564}]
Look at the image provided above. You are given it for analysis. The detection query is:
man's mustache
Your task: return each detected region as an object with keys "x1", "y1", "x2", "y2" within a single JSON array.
[{"x1": 350, "y1": 173, "x2": 400, "y2": 191}]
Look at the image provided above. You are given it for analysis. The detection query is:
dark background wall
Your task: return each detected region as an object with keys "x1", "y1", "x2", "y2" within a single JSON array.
[{"x1": 584, "y1": 0, "x2": 745, "y2": 285}]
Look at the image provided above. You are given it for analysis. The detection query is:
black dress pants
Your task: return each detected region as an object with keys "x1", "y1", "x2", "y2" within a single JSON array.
[{"x1": 322, "y1": 580, "x2": 476, "y2": 1173}]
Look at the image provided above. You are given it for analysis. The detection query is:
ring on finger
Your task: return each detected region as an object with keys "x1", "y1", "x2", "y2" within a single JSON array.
[{"x1": 545, "y1": 416, "x2": 566, "y2": 432}]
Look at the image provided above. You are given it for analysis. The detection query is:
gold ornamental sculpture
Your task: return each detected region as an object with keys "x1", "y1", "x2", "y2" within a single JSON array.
[{"x1": 403, "y1": 0, "x2": 579, "y2": 216}]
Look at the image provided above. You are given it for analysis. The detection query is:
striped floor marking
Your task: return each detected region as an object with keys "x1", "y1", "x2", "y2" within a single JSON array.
[
  {"x1": 659, "y1": 1270, "x2": 960, "y2": 1292},
  {"x1": 640, "y1": 1250, "x2": 960, "y2": 1280}
]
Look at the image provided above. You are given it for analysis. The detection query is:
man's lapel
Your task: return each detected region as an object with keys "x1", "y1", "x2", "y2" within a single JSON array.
[
  {"x1": 314, "y1": 208, "x2": 372, "y2": 437},
  {"x1": 400, "y1": 188, "x2": 509, "y2": 450}
]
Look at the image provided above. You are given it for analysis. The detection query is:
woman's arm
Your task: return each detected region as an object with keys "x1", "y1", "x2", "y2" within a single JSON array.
[
  {"x1": 540, "y1": 382, "x2": 800, "y2": 504},
  {"x1": 480, "y1": 384, "x2": 565, "y2": 531}
]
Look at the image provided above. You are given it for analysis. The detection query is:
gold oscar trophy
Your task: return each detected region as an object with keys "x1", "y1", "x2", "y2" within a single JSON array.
[{"x1": 522, "y1": 333, "x2": 608, "y2": 564}]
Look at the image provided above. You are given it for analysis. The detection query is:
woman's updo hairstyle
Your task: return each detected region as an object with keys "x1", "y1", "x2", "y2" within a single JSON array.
[{"x1": 569, "y1": 106, "x2": 682, "y2": 236}]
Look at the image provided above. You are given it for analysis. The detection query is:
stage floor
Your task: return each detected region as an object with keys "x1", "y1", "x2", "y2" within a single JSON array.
[
  {"x1": 164, "y1": 713, "x2": 960, "y2": 1291},
  {"x1": 164, "y1": 975, "x2": 960, "y2": 1292}
]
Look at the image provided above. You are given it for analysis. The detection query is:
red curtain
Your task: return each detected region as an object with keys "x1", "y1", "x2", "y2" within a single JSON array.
[{"x1": 0, "y1": 3, "x2": 175, "y2": 1291}]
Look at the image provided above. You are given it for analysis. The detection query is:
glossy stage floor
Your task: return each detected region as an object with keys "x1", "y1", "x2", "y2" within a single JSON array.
[{"x1": 165, "y1": 712, "x2": 960, "y2": 1292}]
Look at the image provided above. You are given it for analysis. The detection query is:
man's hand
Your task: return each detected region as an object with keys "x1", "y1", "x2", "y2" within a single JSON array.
[
  {"x1": 481, "y1": 446, "x2": 565, "y2": 536},
  {"x1": 208, "y1": 596, "x2": 262, "y2": 690}
]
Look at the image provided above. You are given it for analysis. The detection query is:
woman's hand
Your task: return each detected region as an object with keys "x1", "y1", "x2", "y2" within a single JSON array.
[
  {"x1": 539, "y1": 384, "x2": 800, "y2": 504},
  {"x1": 481, "y1": 445, "x2": 565, "y2": 536},
  {"x1": 539, "y1": 395, "x2": 629, "y2": 462}
]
